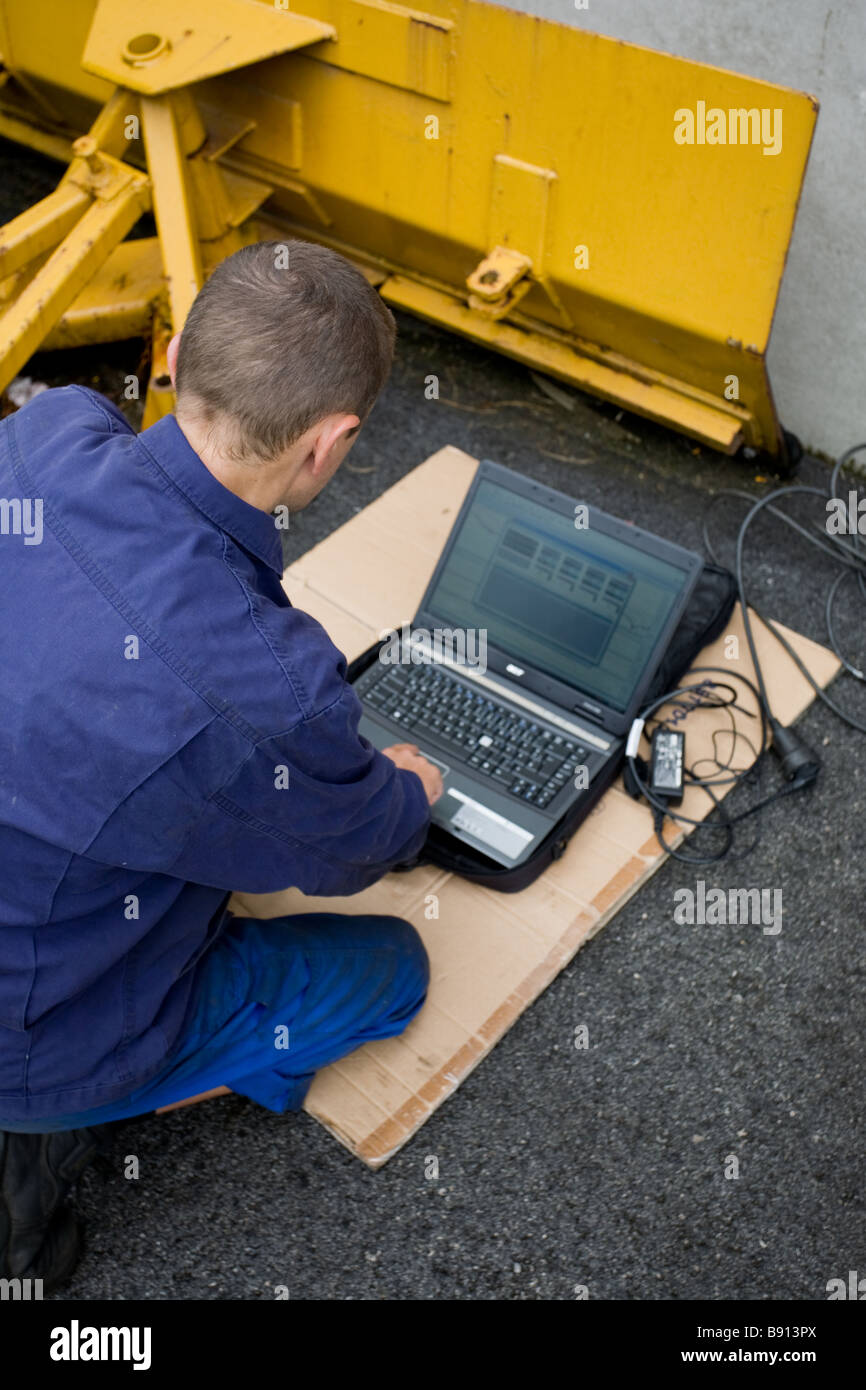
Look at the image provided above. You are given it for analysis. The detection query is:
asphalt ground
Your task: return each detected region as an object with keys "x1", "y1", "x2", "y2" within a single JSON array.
[{"x1": 2, "y1": 139, "x2": 864, "y2": 1302}]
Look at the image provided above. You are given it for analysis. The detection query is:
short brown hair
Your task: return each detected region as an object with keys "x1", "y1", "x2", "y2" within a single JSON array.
[{"x1": 174, "y1": 240, "x2": 396, "y2": 461}]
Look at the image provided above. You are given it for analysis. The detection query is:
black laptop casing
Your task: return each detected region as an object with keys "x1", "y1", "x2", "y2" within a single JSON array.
[{"x1": 348, "y1": 561, "x2": 737, "y2": 892}]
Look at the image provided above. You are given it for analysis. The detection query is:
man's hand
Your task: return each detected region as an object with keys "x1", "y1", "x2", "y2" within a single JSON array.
[{"x1": 381, "y1": 743, "x2": 444, "y2": 805}]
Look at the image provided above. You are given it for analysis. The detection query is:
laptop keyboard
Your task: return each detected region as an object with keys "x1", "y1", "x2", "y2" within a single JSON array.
[{"x1": 359, "y1": 663, "x2": 590, "y2": 809}]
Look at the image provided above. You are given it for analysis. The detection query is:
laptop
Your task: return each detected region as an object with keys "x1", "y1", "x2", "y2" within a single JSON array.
[{"x1": 353, "y1": 459, "x2": 704, "y2": 868}]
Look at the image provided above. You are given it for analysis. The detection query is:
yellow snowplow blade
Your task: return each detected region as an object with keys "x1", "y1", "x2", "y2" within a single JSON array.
[{"x1": 0, "y1": 0, "x2": 818, "y2": 460}]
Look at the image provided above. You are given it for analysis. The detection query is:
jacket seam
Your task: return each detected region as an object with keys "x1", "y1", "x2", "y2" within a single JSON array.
[
  {"x1": 68, "y1": 384, "x2": 130, "y2": 435},
  {"x1": 220, "y1": 532, "x2": 315, "y2": 717}
]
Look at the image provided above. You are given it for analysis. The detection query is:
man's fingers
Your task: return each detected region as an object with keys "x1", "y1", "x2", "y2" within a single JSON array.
[{"x1": 381, "y1": 743, "x2": 444, "y2": 804}]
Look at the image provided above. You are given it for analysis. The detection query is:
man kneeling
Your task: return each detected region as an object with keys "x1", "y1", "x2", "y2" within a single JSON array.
[{"x1": 0, "y1": 240, "x2": 442, "y2": 1290}]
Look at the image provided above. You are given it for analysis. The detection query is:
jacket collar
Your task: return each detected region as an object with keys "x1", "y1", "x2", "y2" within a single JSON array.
[{"x1": 137, "y1": 415, "x2": 284, "y2": 575}]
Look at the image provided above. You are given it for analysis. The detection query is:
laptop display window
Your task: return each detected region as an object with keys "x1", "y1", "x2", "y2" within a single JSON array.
[{"x1": 424, "y1": 478, "x2": 694, "y2": 715}]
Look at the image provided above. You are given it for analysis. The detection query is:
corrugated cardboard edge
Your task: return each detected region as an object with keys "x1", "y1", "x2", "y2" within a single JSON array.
[{"x1": 332, "y1": 879, "x2": 654, "y2": 1169}]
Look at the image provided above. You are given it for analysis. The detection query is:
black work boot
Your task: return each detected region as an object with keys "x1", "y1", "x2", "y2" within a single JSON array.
[{"x1": 0, "y1": 1126, "x2": 112, "y2": 1292}]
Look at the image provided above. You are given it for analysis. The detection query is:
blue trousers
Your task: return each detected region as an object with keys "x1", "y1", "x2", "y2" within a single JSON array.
[{"x1": 2, "y1": 912, "x2": 429, "y2": 1133}]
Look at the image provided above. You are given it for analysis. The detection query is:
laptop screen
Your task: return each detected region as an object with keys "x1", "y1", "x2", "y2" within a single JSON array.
[{"x1": 424, "y1": 479, "x2": 694, "y2": 714}]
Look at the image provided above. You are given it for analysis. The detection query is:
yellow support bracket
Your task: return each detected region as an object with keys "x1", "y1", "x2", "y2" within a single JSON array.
[
  {"x1": 0, "y1": 137, "x2": 150, "y2": 394},
  {"x1": 466, "y1": 247, "x2": 534, "y2": 320},
  {"x1": 139, "y1": 93, "x2": 204, "y2": 334},
  {"x1": 0, "y1": 186, "x2": 91, "y2": 281},
  {"x1": 80, "y1": 0, "x2": 335, "y2": 95}
]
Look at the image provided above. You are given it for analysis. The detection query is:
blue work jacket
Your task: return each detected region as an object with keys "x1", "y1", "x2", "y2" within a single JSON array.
[{"x1": 0, "y1": 386, "x2": 428, "y2": 1122}]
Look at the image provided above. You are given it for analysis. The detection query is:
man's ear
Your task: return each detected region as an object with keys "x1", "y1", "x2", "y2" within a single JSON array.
[
  {"x1": 166, "y1": 332, "x2": 182, "y2": 388},
  {"x1": 311, "y1": 413, "x2": 361, "y2": 473}
]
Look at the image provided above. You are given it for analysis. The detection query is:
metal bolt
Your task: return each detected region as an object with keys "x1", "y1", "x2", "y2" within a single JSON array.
[{"x1": 72, "y1": 137, "x2": 104, "y2": 176}]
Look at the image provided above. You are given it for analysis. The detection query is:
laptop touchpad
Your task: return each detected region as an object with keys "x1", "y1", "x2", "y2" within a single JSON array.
[{"x1": 444, "y1": 790, "x2": 534, "y2": 862}]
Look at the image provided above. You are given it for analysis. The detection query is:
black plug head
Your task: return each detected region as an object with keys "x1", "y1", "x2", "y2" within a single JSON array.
[
  {"x1": 623, "y1": 755, "x2": 647, "y2": 800},
  {"x1": 770, "y1": 720, "x2": 820, "y2": 786}
]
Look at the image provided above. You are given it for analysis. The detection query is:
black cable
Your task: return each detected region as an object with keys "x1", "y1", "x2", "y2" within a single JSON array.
[
  {"x1": 826, "y1": 570, "x2": 865, "y2": 682},
  {"x1": 626, "y1": 441, "x2": 865, "y2": 862},
  {"x1": 624, "y1": 671, "x2": 777, "y2": 860},
  {"x1": 830, "y1": 441, "x2": 866, "y2": 496},
  {"x1": 732, "y1": 484, "x2": 827, "y2": 718},
  {"x1": 703, "y1": 460, "x2": 866, "y2": 732}
]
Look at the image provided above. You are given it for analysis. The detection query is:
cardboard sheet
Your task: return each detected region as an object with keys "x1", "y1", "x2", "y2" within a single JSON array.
[{"x1": 229, "y1": 447, "x2": 840, "y2": 1167}]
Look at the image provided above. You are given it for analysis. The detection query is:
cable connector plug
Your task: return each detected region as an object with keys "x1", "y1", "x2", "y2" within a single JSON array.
[
  {"x1": 623, "y1": 754, "x2": 647, "y2": 800},
  {"x1": 770, "y1": 719, "x2": 820, "y2": 787}
]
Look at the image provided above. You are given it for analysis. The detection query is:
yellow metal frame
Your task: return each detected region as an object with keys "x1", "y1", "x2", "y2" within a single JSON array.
[
  {"x1": 0, "y1": 128, "x2": 151, "y2": 390},
  {"x1": 0, "y1": 0, "x2": 819, "y2": 461}
]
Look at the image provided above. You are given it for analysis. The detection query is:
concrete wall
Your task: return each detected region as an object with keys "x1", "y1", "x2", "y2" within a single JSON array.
[{"x1": 493, "y1": 0, "x2": 866, "y2": 459}]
